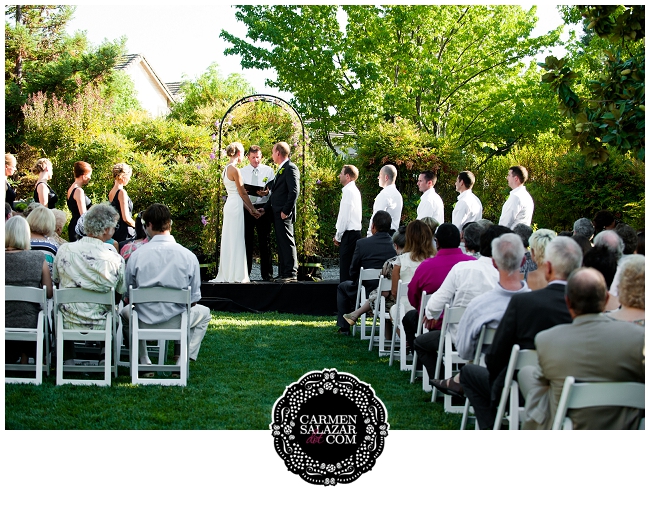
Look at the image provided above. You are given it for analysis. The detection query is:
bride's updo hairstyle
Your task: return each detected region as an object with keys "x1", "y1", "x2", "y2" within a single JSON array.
[{"x1": 225, "y1": 142, "x2": 244, "y2": 158}]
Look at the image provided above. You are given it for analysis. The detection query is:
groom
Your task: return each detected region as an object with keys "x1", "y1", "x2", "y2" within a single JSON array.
[{"x1": 259, "y1": 142, "x2": 300, "y2": 282}]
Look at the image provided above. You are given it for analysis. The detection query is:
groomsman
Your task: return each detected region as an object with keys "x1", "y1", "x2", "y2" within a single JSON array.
[
  {"x1": 451, "y1": 170, "x2": 483, "y2": 231},
  {"x1": 367, "y1": 164, "x2": 402, "y2": 236},
  {"x1": 333, "y1": 165, "x2": 362, "y2": 282},
  {"x1": 260, "y1": 142, "x2": 300, "y2": 282},
  {"x1": 416, "y1": 170, "x2": 444, "y2": 224},
  {"x1": 241, "y1": 145, "x2": 275, "y2": 281}
]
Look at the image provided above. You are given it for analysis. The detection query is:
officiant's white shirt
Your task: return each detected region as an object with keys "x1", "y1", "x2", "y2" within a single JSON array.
[{"x1": 241, "y1": 163, "x2": 275, "y2": 204}]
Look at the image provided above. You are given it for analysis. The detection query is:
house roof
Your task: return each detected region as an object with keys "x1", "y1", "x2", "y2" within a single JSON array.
[
  {"x1": 114, "y1": 53, "x2": 175, "y2": 103},
  {"x1": 165, "y1": 81, "x2": 183, "y2": 98}
]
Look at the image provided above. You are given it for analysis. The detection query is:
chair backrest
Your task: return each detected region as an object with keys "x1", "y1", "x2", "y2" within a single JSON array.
[
  {"x1": 416, "y1": 292, "x2": 431, "y2": 335},
  {"x1": 54, "y1": 287, "x2": 117, "y2": 334},
  {"x1": 552, "y1": 376, "x2": 646, "y2": 430},
  {"x1": 493, "y1": 345, "x2": 538, "y2": 430},
  {"x1": 6, "y1": 285, "x2": 47, "y2": 308},
  {"x1": 472, "y1": 325, "x2": 497, "y2": 364},
  {"x1": 129, "y1": 286, "x2": 192, "y2": 306},
  {"x1": 355, "y1": 267, "x2": 382, "y2": 305},
  {"x1": 440, "y1": 304, "x2": 466, "y2": 334},
  {"x1": 377, "y1": 274, "x2": 393, "y2": 294}
]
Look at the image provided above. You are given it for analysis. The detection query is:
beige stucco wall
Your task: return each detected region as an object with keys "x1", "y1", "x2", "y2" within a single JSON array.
[{"x1": 125, "y1": 60, "x2": 171, "y2": 117}]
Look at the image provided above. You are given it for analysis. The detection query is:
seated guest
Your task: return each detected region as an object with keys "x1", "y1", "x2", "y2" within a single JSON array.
[
  {"x1": 571, "y1": 233, "x2": 592, "y2": 256},
  {"x1": 401, "y1": 223, "x2": 476, "y2": 348},
  {"x1": 343, "y1": 225, "x2": 406, "y2": 326},
  {"x1": 592, "y1": 209, "x2": 616, "y2": 233},
  {"x1": 573, "y1": 217, "x2": 595, "y2": 242},
  {"x1": 76, "y1": 212, "x2": 120, "y2": 252},
  {"x1": 582, "y1": 245, "x2": 618, "y2": 289},
  {"x1": 5, "y1": 216, "x2": 54, "y2": 364},
  {"x1": 519, "y1": 268, "x2": 645, "y2": 429},
  {"x1": 525, "y1": 228, "x2": 556, "y2": 290},
  {"x1": 609, "y1": 223, "x2": 639, "y2": 297},
  {"x1": 431, "y1": 233, "x2": 531, "y2": 396},
  {"x1": 460, "y1": 222, "x2": 483, "y2": 258},
  {"x1": 53, "y1": 202, "x2": 126, "y2": 362},
  {"x1": 512, "y1": 223, "x2": 536, "y2": 280},
  {"x1": 460, "y1": 236, "x2": 583, "y2": 430},
  {"x1": 120, "y1": 211, "x2": 149, "y2": 263},
  {"x1": 389, "y1": 220, "x2": 436, "y2": 319},
  {"x1": 121, "y1": 203, "x2": 211, "y2": 364},
  {"x1": 411, "y1": 225, "x2": 510, "y2": 379},
  {"x1": 336, "y1": 210, "x2": 397, "y2": 335},
  {"x1": 606, "y1": 255, "x2": 644, "y2": 326},
  {"x1": 636, "y1": 228, "x2": 644, "y2": 255},
  {"x1": 26, "y1": 205, "x2": 58, "y2": 276},
  {"x1": 593, "y1": 229, "x2": 624, "y2": 259},
  {"x1": 51, "y1": 209, "x2": 68, "y2": 246},
  {"x1": 5, "y1": 202, "x2": 12, "y2": 221}
]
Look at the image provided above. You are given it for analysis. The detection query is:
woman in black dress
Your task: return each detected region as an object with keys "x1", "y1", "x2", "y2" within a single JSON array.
[
  {"x1": 32, "y1": 158, "x2": 57, "y2": 209},
  {"x1": 66, "y1": 161, "x2": 92, "y2": 241},
  {"x1": 5, "y1": 153, "x2": 17, "y2": 209},
  {"x1": 108, "y1": 163, "x2": 135, "y2": 243}
]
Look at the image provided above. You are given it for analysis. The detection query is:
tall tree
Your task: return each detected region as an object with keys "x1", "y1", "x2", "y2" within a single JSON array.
[
  {"x1": 5, "y1": 5, "x2": 123, "y2": 150},
  {"x1": 540, "y1": 5, "x2": 645, "y2": 164},
  {"x1": 221, "y1": 5, "x2": 562, "y2": 154}
]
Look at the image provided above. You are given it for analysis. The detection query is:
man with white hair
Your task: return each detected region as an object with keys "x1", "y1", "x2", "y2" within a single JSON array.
[
  {"x1": 367, "y1": 164, "x2": 403, "y2": 236},
  {"x1": 459, "y1": 236, "x2": 583, "y2": 429},
  {"x1": 573, "y1": 217, "x2": 594, "y2": 241},
  {"x1": 430, "y1": 233, "x2": 531, "y2": 396}
]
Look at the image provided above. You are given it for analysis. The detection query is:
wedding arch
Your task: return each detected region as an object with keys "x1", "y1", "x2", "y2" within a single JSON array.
[{"x1": 213, "y1": 94, "x2": 308, "y2": 267}]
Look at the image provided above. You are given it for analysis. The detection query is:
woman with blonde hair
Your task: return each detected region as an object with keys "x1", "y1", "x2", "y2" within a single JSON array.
[
  {"x1": 5, "y1": 215, "x2": 54, "y2": 364},
  {"x1": 5, "y1": 153, "x2": 17, "y2": 208},
  {"x1": 212, "y1": 142, "x2": 261, "y2": 283},
  {"x1": 607, "y1": 255, "x2": 645, "y2": 326},
  {"x1": 32, "y1": 158, "x2": 57, "y2": 208},
  {"x1": 66, "y1": 161, "x2": 93, "y2": 241},
  {"x1": 525, "y1": 228, "x2": 557, "y2": 290},
  {"x1": 108, "y1": 163, "x2": 136, "y2": 243},
  {"x1": 26, "y1": 206, "x2": 58, "y2": 276}
]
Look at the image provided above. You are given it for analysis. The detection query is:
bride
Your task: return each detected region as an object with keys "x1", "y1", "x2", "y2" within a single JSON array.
[{"x1": 212, "y1": 142, "x2": 260, "y2": 283}]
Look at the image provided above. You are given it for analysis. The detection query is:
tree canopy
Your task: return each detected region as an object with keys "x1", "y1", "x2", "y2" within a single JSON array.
[{"x1": 221, "y1": 5, "x2": 563, "y2": 156}]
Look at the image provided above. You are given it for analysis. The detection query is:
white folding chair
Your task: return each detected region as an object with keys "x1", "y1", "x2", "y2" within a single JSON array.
[
  {"x1": 388, "y1": 281, "x2": 414, "y2": 370},
  {"x1": 353, "y1": 267, "x2": 381, "y2": 340},
  {"x1": 430, "y1": 305, "x2": 467, "y2": 414},
  {"x1": 493, "y1": 345, "x2": 538, "y2": 430},
  {"x1": 129, "y1": 286, "x2": 191, "y2": 386},
  {"x1": 5, "y1": 285, "x2": 49, "y2": 385},
  {"x1": 552, "y1": 376, "x2": 645, "y2": 430},
  {"x1": 410, "y1": 291, "x2": 430, "y2": 386},
  {"x1": 460, "y1": 325, "x2": 497, "y2": 430},
  {"x1": 54, "y1": 287, "x2": 117, "y2": 386},
  {"x1": 367, "y1": 275, "x2": 394, "y2": 356}
]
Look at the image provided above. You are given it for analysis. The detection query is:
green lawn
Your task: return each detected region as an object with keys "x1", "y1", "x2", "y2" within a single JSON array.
[{"x1": 5, "y1": 311, "x2": 461, "y2": 430}]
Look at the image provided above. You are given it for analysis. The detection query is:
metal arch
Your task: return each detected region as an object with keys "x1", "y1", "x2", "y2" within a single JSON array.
[{"x1": 214, "y1": 93, "x2": 308, "y2": 264}]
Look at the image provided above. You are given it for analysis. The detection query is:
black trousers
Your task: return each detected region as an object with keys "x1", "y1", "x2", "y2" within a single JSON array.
[
  {"x1": 244, "y1": 205, "x2": 273, "y2": 280},
  {"x1": 336, "y1": 280, "x2": 358, "y2": 331},
  {"x1": 339, "y1": 230, "x2": 361, "y2": 283},
  {"x1": 459, "y1": 364, "x2": 495, "y2": 430},
  {"x1": 402, "y1": 309, "x2": 419, "y2": 344},
  {"x1": 272, "y1": 211, "x2": 297, "y2": 278},
  {"x1": 414, "y1": 330, "x2": 442, "y2": 380}
]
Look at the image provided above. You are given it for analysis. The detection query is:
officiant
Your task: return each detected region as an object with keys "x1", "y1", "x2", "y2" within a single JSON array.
[{"x1": 241, "y1": 145, "x2": 275, "y2": 281}]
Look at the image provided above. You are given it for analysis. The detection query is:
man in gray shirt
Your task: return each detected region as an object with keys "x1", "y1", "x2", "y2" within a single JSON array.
[{"x1": 122, "y1": 203, "x2": 211, "y2": 363}]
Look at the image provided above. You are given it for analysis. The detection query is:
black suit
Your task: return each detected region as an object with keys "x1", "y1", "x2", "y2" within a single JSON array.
[
  {"x1": 460, "y1": 283, "x2": 572, "y2": 429},
  {"x1": 265, "y1": 160, "x2": 300, "y2": 278},
  {"x1": 336, "y1": 232, "x2": 397, "y2": 331}
]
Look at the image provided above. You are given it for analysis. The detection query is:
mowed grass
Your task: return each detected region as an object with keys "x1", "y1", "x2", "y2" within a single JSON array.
[{"x1": 5, "y1": 311, "x2": 462, "y2": 430}]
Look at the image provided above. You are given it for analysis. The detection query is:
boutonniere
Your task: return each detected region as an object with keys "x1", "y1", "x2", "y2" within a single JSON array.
[
  {"x1": 262, "y1": 177, "x2": 268, "y2": 183},
  {"x1": 278, "y1": 168, "x2": 284, "y2": 175}
]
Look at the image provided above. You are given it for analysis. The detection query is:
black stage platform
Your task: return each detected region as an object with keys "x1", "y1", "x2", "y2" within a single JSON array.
[{"x1": 200, "y1": 279, "x2": 339, "y2": 316}]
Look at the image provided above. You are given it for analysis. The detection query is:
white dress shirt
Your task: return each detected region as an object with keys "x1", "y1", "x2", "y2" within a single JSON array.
[
  {"x1": 499, "y1": 185, "x2": 534, "y2": 228},
  {"x1": 452, "y1": 189, "x2": 483, "y2": 230},
  {"x1": 417, "y1": 187, "x2": 444, "y2": 224},
  {"x1": 240, "y1": 163, "x2": 275, "y2": 204},
  {"x1": 367, "y1": 184, "x2": 403, "y2": 236},
  {"x1": 335, "y1": 181, "x2": 362, "y2": 242},
  {"x1": 425, "y1": 256, "x2": 498, "y2": 344}
]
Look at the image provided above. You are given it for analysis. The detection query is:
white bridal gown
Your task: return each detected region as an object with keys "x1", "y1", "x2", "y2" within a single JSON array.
[{"x1": 213, "y1": 165, "x2": 250, "y2": 283}]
